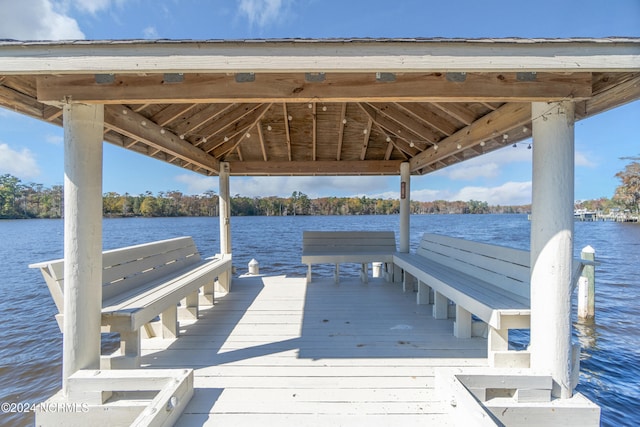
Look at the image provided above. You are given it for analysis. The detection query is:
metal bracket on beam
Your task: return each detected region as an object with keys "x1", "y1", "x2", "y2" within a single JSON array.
[
  {"x1": 517, "y1": 72, "x2": 537, "y2": 82},
  {"x1": 163, "y1": 73, "x2": 184, "y2": 84},
  {"x1": 305, "y1": 72, "x2": 326, "y2": 82},
  {"x1": 95, "y1": 74, "x2": 115, "y2": 84},
  {"x1": 376, "y1": 72, "x2": 396, "y2": 82},
  {"x1": 235, "y1": 73, "x2": 255, "y2": 83},
  {"x1": 446, "y1": 72, "x2": 467, "y2": 82}
]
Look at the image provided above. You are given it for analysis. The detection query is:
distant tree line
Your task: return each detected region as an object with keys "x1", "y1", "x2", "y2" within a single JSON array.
[
  {"x1": 0, "y1": 174, "x2": 530, "y2": 219},
  {"x1": 1, "y1": 161, "x2": 638, "y2": 219}
]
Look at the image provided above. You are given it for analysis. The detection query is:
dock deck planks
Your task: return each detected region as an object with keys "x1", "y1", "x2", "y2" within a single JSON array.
[{"x1": 141, "y1": 274, "x2": 487, "y2": 426}]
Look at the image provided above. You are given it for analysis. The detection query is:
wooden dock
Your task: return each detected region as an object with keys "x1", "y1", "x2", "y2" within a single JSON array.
[{"x1": 141, "y1": 274, "x2": 487, "y2": 426}]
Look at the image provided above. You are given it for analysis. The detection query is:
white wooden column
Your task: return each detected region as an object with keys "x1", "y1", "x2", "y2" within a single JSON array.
[
  {"x1": 62, "y1": 103, "x2": 104, "y2": 395},
  {"x1": 530, "y1": 101, "x2": 575, "y2": 399},
  {"x1": 219, "y1": 162, "x2": 231, "y2": 254},
  {"x1": 399, "y1": 162, "x2": 410, "y2": 253}
]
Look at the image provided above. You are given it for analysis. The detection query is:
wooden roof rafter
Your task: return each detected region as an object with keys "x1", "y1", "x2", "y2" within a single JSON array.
[
  {"x1": 104, "y1": 105, "x2": 221, "y2": 174},
  {"x1": 256, "y1": 120, "x2": 268, "y2": 161},
  {"x1": 211, "y1": 103, "x2": 273, "y2": 159},
  {"x1": 367, "y1": 102, "x2": 440, "y2": 144},
  {"x1": 336, "y1": 103, "x2": 347, "y2": 161},
  {"x1": 410, "y1": 102, "x2": 531, "y2": 173},
  {"x1": 360, "y1": 118, "x2": 373, "y2": 160},
  {"x1": 357, "y1": 103, "x2": 422, "y2": 157},
  {"x1": 282, "y1": 103, "x2": 292, "y2": 161},
  {"x1": 312, "y1": 102, "x2": 317, "y2": 161}
]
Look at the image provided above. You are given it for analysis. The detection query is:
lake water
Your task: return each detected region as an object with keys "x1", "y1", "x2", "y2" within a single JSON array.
[{"x1": 0, "y1": 214, "x2": 638, "y2": 426}]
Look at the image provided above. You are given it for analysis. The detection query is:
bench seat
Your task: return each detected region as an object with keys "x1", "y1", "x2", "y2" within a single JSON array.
[
  {"x1": 101, "y1": 254, "x2": 232, "y2": 333},
  {"x1": 394, "y1": 233, "x2": 533, "y2": 368},
  {"x1": 30, "y1": 236, "x2": 232, "y2": 368},
  {"x1": 393, "y1": 233, "x2": 587, "y2": 368},
  {"x1": 302, "y1": 231, "x2": 396, "y2": 283},
  {"x1": 393, "y1": 252, "x2": 530, "y2": 330}
]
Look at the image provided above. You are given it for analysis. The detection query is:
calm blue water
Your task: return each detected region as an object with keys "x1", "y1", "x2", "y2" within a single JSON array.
[{"x1": 0, "y1": 214, "x2": 638, "y2": 426}]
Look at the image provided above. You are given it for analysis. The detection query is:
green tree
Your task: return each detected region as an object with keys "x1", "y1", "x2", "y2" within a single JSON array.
[
  {"x1": 613, "y1": 161, "x2": 640, "y2": 213},
  {"x1": 0, "y1": 174, "x2": 22, "y2": 218},
  {"x1": 139, "y1": 196, "x2": 158, "y2": 216}
]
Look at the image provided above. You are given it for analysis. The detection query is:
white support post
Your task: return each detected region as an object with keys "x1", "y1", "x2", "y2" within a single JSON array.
[
  {"x1": 578, "y1": 246, "x2": 596, "y2": 320},
  {"x1": 219, "y1": 162, "x2": 231, "y2": 255},
  {"x1": 530, "y1": 101, "x2": 575, "y2": 399},
  {"x1": 62, "y1": 103, "x2": 104, "y2": 395},
  {"x1": 399, "y1": 162, "x2": 411, "y2": 253}
]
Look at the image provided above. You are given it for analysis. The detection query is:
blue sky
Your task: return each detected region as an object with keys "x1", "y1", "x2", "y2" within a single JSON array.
[{"x1": 0, "y1": 0, "x2": 638, "y2": 205}]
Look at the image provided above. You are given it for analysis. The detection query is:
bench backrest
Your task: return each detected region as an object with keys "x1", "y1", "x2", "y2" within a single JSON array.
[
  {"x1": 303, "y1": 231, "x2": 396, "y2": 254},
  {"x1": 30, "y1": 236, "x2": 202, "y2": 313},
  {"x1": 417, "y1": 233, "x2": 530, "y2": 300}
]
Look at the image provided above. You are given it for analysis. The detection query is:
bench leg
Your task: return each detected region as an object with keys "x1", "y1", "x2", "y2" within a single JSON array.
[
  {"x1": 202, "y1": 281, "x2": 215, "y2": 306},
  {"x1": 384, "y1": 263, "x2": 392, "y2": 282},
  {"x1": 488, "y1": 327, "x2": 509, "y2": 353},
  {"x1": 433, "y1": 291, "x2": 449, "y2": 319},
  {"x1": 306, "y1": 264, "x2": 312, "y2": 283},
  {"x1": 488, "y1": 315, "x2": 531, "y2": 368},
  {"x1": 218, "y1": 269, "x2": 231, "y2": 293},
  {"x1": 179, "y1": 290, "x2": 199, "y2": 320},
  {"x1": 403, "y1": 271, "x2": 417, "y2": 293},
  {"x1": 454, "y1": 305, "x2": 472, "y2": 338},
  {"x1": 417, "y1": 280, "x2": 432, "y2": 305},
  {"x1": 118, "y1": 329, "x2": 141, "y2": 368},
  {"x1": 161, "y1": 305, "x2": 178, "y2": 338},
  {"x1": 393, "y1": 264, "x2": 403, "y2": 284},
  {"x1": 334, "y1": 264, "x2": 340, "y2": 284},
  {"x1": 141, "y1": 322, "x2": 156, "y2": 339},
  {"x1": 360, "y1": 263, "x2": 368, "y2": 283}
]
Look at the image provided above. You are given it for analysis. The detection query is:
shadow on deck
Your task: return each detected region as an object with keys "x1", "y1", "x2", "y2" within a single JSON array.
[{"x1": 141, "y1": 273, "x2": 487, "y2": 426}]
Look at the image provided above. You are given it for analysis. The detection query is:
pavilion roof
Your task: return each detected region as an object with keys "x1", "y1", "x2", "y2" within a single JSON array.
[{"x1": 1, "y1": 37, "x2": 639, "y2": 176}]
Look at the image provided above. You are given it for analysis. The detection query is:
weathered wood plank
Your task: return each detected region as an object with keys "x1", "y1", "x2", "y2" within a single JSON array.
[
  {"x1": 137, "y1": 274, "x2": 487, "y2": 425},
  {"x1": 177, "y1": 413, "x2": 453, "y2": 427},
  {"x1": 229, "y1": 159, "x2": 403, "y2": 175},
  {"x1": 35, "y1": 72, "x2": 593, "y2": 104}
]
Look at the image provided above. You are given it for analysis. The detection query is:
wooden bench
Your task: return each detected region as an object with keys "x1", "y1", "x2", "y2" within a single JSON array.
[
  {"x1": 30, "y1": 236, "x2": 232, "y2": 368},
  {"x1": 393, "y1": 233, "x2": 586, "y2": 368},
  {"x1": 302, "y1": 231, "x2": 396, "y2": 283}
]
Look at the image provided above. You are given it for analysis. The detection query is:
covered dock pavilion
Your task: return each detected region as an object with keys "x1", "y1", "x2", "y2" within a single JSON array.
[{"x1": 2, "y1": 38, "x2": 639, "y2": 425}]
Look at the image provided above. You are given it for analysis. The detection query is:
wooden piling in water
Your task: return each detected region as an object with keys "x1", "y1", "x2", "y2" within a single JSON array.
[{"x1": 578, "y1": 246, "x2": 596, "y2": 320}]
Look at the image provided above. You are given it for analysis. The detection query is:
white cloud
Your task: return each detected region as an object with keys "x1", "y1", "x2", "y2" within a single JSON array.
[
  {"x1": 175, "y1": 174, "x2": 218, "y2": 194},
  {"x1": 575, "y1": 151, "x2": 596, "y2": 168},
  {"x1": 437, "y1": 145, "x2": 532, "y2": 181},
  {"x1": 45, "y1": 134, "x2": 64, "y2": 145},
  {"x1": 0, "y1": 143, "x2": 41, "y2": 179},
  {"x1": 452, "y1": 181, "x2": 532, "y2": 206},
  {"x1": 72, "y1": 0, "x2": 123, "y2": 15},
  {"x1": 447, "y1": 162, "x2": 500, "y2": 180},
  {"x1": 143, "y1": 26, "x2": 159, "y2": 39},
  {"x1": 0, "y1": 0, "x2": 85, "y2": 40},
  {"x1": 411, "y1": 188, "x2": 452, "y2": 201},
  {"x1": 407, "y1": 181, "x2": 532, "y2": 205},
  {"x1": 237, "y1": 0, "x2": 291, "y2": 28}
]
